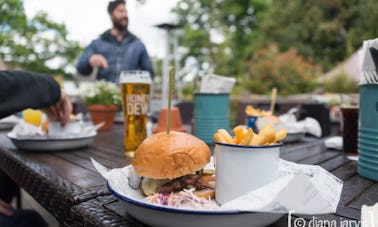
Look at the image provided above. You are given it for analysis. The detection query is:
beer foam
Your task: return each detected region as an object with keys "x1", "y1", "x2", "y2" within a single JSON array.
[{"x1": 120, "y1": 71, "x2": 152, "y2": 84}]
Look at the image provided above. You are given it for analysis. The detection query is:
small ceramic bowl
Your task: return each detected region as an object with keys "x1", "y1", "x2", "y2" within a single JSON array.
[{"x1": 214, "y1": 142, "x2": 282, "y2": 204}]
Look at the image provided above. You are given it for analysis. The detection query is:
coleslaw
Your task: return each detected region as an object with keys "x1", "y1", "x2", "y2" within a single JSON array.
[{"x1": 144, "y1": 189, "x2": 219, "y2": 209}]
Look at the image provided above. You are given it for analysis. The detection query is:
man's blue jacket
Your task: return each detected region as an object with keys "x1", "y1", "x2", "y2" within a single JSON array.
[{"x1": 76, "y1": 30, "x2": 154, "y2": 82}]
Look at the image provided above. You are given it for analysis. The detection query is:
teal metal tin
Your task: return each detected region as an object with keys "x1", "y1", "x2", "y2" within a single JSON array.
[
  {"x1": 358, "y1": 84, "x2": 378, "y2": 181},
  {"x1": 194, "y1": 93, "x2": 230, "y2": 144}
]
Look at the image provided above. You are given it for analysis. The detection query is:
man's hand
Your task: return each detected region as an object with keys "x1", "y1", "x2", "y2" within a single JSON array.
[
  {"x1": 0, "y1": 199, "x2": 14, "y2": 216},
  {"x1": 43, "y1": 89, "x2": 72, "y2": 126},
  {"x1": 89, "y1": 54, "x2": 108, "y2": 69}
]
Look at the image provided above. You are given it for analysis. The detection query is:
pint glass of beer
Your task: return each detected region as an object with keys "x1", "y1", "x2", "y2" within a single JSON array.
[{"x1": 119, "y1": 71, "x2": 151, "y2": 156}]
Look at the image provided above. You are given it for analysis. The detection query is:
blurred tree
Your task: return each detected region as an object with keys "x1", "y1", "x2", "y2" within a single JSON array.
[
  {"x1": 172, "y1": 0, "x2": 268, "y2": 77},
  {"x1": 173, "y1": 0, "x2": 225, "y2": 75},
  {"x1": 323, "y1": 72, "x2": 358, "y2": 93},
  {"x1": 346, "y1": 0, "x2": 378, "y2": 55},
  {"x1": 218, "y1": 0, "x2": 267, "y2": 73},
  {"x1": 172, "y1": 0, "x2": 378, "y2": 95},
  {"x1": 260, "y1": 0, "x2": 378, "y2": 71},
  {"x1": 246, "y1": 44, "x2": 321, "y2": 95},
  {"x1": 0, "y1": 0, "x2": 81, "y2": 78}
]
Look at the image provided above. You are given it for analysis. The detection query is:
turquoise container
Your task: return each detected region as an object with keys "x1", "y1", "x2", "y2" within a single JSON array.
[
  {"x1": 359, "y1": 84, "x2": 378, "y2": 128},
  {"x1": 359, "y1": 154, "x2": 378, "y2": 165},
  {"x1": 194, "y1": 93, "x2": 230, "y2": 144},
  {"x1": 358, "y1": 84, "x2": 378, "y2": 181}
]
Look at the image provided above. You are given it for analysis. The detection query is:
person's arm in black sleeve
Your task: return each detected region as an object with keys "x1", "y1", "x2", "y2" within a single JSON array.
[
  {"x1": 138, "y1": 43, "x2": 155, "y2": 79},
  {"x1": 76, "y1": 40, "x2": 96, "y2": 76},
  {"x1": 0, "y1": 70, "x2": 61, "y2": 119}
]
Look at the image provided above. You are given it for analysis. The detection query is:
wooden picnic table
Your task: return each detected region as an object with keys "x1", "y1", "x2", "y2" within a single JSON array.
[{"x1": 0, "y1": 124, "x2": 376, "y2": 227}]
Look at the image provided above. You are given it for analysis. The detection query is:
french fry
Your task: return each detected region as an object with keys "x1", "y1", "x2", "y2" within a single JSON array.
[
  {"x1": 245, "y1": 105, "x2": 272, "y2": 117},
  {"x1": 217, "y1": 129, "x2": 233, "y2": 143},
  {"x1": 233, "y1": 125, "x2": 246, "y2": 144},
  {"x1": 41, "y1": 120, "x2": 49, "y2": 132},
  {"x1": 245, "y1": 105, "x2": 257, "y2": 116},
  {"x1": 249, "y1": 135, "x2": 255, "y2": 145},
  {"x1": 214, "y1": 132, "x2": 227, "y2": 143},
  {"x1": 240, "y1": 128, "x2": 255, "y2": 145},
  {"x1": 275, "y1": 128, "x2": 287, "y2": 142},
  {"x1": 251, "y1": 124, "x2": 276, "y2": 145},
  {"x1": 261, "y1": 124, "x2": 275, "y2": 131},
  {"x1": 213, "y1": 123, "x2": 287, "y2": 146}
]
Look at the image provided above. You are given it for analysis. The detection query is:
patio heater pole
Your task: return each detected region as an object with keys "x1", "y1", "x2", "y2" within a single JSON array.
[
  {"x1": 162, "y1": 30, "x2": 170, "y2": 107},
  {"x1": 155, "y1": 23, "x2": 180, "y2": 108}
]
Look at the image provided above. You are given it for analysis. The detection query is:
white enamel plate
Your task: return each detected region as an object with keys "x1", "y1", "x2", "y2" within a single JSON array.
[{"x1": 108, "y1": 182, "x2": 283, "y2": 227}]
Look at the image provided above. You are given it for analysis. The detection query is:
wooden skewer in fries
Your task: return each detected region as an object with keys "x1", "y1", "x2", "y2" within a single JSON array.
[
  {"x1": 269, "y1": 87, "x2": 277, "y2": 115},
  {"x1": 213, "y1": 124, "x2": 287, "y2": 146}
]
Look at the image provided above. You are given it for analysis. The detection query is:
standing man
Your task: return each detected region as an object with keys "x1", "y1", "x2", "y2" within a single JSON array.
[{"x1": 76, "y1": 0, "x2": 154, "y2": 83}]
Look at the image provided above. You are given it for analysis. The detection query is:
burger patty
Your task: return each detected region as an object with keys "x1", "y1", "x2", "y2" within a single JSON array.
[{"x1": 156, "y1": 171, "x2": 202, "y2": 194}]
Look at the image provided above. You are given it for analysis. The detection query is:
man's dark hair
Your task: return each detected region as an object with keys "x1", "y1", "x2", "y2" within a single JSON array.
[{"x1": 107, "y1": 0, "x2": 126, "y2": 14}]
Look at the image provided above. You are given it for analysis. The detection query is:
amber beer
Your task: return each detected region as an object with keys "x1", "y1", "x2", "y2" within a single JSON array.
[{"x1": 119, "y1": 71, "x2": 151, "y2": 156}]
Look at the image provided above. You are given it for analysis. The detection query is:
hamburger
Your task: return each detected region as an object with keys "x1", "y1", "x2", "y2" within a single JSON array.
[{"x1": 132, "y1": 131, "x2": 215, "y2": 199}]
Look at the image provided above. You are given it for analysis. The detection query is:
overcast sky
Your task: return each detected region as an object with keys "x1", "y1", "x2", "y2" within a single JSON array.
[{"x1": 23, "y1": 0, "x2": 179, "y2": 58}]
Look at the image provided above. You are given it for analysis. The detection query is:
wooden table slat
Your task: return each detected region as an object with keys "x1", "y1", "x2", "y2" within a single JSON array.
[
  {"x1": 338, "y1": 174, "x2": 374, "y2": 206},
  {"x1": 331, "y1": 161, "x2": 357, "y2": 181},
  {"x1": 298, "y1": 150, "x2": 340, "y2": 165},
  {"x1": 52, "y1": 149, "x2": 129, "y2": 173},
  {"x1": 22, "y1": 151, "x2": 104, "y2": 188},
  {"x1": 90, "y1": 142, "x2": 127, "y2": 159},
  {"x1": 348, "y1": 183, "x2": 378, "y2": 209},
  {"x1": 335, "y1": 206, "x2": 362, "y2": 220},
  {"x1": 280, "y1": 140, "x2": 326, "y2": 162},
  {"x1": 318, "y1": 155, "x2": 350, "y2": 171}
]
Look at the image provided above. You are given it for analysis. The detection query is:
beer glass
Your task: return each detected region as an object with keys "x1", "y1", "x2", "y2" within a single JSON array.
[
  {"x1": 119, "y1": 71, "x2": 151, "y2": 156},
  {"x1": 341, "y1": 107, "x2": 359, "y2": 154}
]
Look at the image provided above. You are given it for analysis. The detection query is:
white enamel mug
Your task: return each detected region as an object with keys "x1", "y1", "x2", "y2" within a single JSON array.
[{"x1": 214, "y1": 142, "x2": 282, "y2": 204}]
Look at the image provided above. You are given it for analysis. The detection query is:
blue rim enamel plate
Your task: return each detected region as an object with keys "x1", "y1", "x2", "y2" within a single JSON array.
[
  {"x1": 0, "y1": 122, "x2": 16, "y2": 131},
  {"x1": 107, "y1": 182, "x2": 283, "y2": 227},
  {"x1": 7, "y1": 132, "x2": 96, "y2": 151}
]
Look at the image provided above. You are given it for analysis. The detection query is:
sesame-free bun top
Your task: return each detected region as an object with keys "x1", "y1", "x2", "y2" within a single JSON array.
[{"x1": 132, "y1": 131, "x2": 210, "y2": 180}]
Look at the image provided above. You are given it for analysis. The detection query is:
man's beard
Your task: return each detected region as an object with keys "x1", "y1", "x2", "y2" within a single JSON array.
[{"x1": 112, "y1": 17, "x2": 128, "y2": 32}]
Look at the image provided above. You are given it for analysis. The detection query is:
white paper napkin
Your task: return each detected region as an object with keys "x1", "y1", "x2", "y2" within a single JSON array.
[
  {"x1": 9, "y1": 120, "x2": 99, "y2": 139},
  {"x1": 257, "y1": 108, "x2": 322, "y2": 137},
  {"x1": 0, "y1": 115, "x2": 21, "y2": 124},
  {"x1": 222, "y1": 160, "x2": 342, "y2": 214},
  {"x1": 200, "y1": 74, "x2": 236, "y2": 93},
  {"x1": 324, "y1": 136, "x2": 342, "y2": 150},
  {"x1": 359, "y1": 38, "x2": 378, "y2": 84},
  {"x1": 9, "y1": 121, "x2": 46, "y2": 138}
]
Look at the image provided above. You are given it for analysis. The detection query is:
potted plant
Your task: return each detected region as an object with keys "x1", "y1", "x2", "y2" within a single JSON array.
[{"x1": 82, "y1": 80, "x2": 121, "y2": 131}]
